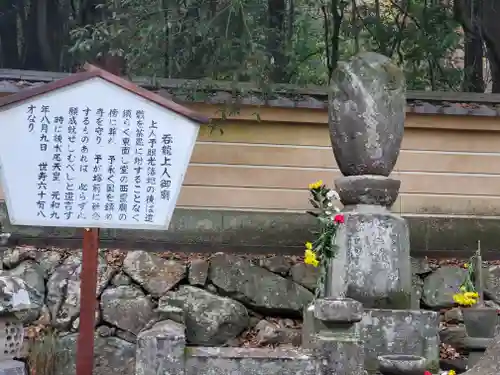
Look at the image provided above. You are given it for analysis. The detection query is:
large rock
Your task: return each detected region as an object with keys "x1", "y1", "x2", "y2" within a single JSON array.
[
  {"x1": 0, "y1": 275, "x2": 43, "y2": 322},
  {"x1": 100, "y1": 285, "x2": 155, "y2": 335},
  {"x1": 209, "y1": 253, "x2": 313, "y2": 315},
  {"x1": 485, "y1": 265, "x2": 500, "y2": 304},
  {"x1": 1, "y1": 246, "x2": 37, "y2": 268},
  {"x1": 123, "y1": 251, "x2": 186, "y2": 297},
  {"x1": 57, "y1": 334, "x2": 136, "y2": 375},
  {"x1": 422, "y1": 266, "x2": 467, "y2": 309},
  {"x1": 158, "y1": 285, "x2": 248, "y2": 346},
  {"x1": 290, "y1": 263, "x2": 319, "y2": 291},
  {"x1": 46, "y1": 253, "x2": 114, "y2": 330},
  {"x1": 329, "y1": 52, "x2": 405, "y2": 177},
  {"x1": 0, "y1": 261, "x2": 45, "y2": 322}
]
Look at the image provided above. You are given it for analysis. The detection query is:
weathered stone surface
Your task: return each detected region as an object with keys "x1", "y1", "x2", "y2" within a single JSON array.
[
  {"x1": 0, "y1": 261, "x2": 45, "y2": 322},
  {"x1": 461, "y1": 331, "x2": 500, "y2": 375},
  {"x1": 329, "y1": 52, "x2": 405, "y2": 177},
  {"x1": 46, "y1": 253, "x2": 113, "y2": 330},
  {"x1": 158, "y1": 285, "x2": 248, "y2": 346},
  {"x1": 0, "y1": 275, "x2": 43, "y2": 322},
  {"x1": 110, "y1": 272, "x2": 133, "y2": 286},
  {"x1": 0, "y1": 360, "x2": 26, "y2": 375},
  {"x1": 314, "y1": 298, "x2": 363, "y2": 323},
  {"x1": 439, "y1": 326, "x2": 466, "y2": 350},
  {"x1": 185, "y1": 347, "x2": 317, "y2": 375},
  {"x1": 444, "y1": 307, "x2": 464, "y2": 324},
  {"x1": 136, "y1": 320, "x2": 185, "y2": 375},
  {"x1": 361, "y1": 309, "x2": 440, "y2": 373},
  {"x1": 335, "y1": 175, "x2": 400, "y2": 207},
  {"x1": 1, "y1": 247, "x2": 37, "y2": 268},
  {"x1": 96, "y1": 325, "x2": 115, "y2": 337},
  {"x1": 260, "y1": 256, "x2": 292, "y2": 275},
  {"x1": 422, "y1": 266, "x2": 467, "y2": 309},
  {"x1": 290, "y1": 263, "x2": 319, "y2": 291},
  {"x1": 116, "y1": 329, "x2": 137, "y2": 343},
  {"x1": 328, "y1": 207, "x2": 411, "y2": 309},
  {"x1": 411, "y1": 275, "x2": 423, "y2": 309},
  {"x1": 57, "y1": 334, "x2": 136, "y2": 375},
  {"x1": 209, "y1": 253, "x2": 313, "y2": 315},
  {"x1": 254, "y1": 319, "x2": 301, "y2": 346},
  {"x1": 411, "y1": 257, "x2": 432, "y2": 275},
  {"x1": 188, "y1": 259, "x2": 209, "y2": 286},
  {"x1": 37, "y1": 251, "x2": 63, "y2": 278},
  {"x1": 100, "y1": 285, "x2": 155, "y2": 335},
  {"x1": 485, "y1": 265, "x2": 500, "y2": 304},
  {"x1": 123, "y1": 250, "x2": 186, "y2": 296}
]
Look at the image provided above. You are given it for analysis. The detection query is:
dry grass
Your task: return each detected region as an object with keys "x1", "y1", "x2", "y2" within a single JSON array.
[{"x1": 26, "y1": 329, "x2": 66, "y2": 375}]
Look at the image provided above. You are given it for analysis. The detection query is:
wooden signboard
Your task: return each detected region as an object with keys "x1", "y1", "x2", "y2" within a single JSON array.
[{"x1": 0, "y1": 64, "x2": 209, "y2": 375}]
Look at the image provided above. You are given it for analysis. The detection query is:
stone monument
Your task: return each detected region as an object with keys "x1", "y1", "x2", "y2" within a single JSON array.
[
  {"x1": 327, "y1": 52, "x2": 411, "y2": 308},
  {"x1": 303, "y1": 53, "x2": 440, "y2": 373}
]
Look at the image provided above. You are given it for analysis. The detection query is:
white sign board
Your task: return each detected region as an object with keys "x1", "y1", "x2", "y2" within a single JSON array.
[{"x1": 0, "y1": 77, "x2": 200, "y2": 230}]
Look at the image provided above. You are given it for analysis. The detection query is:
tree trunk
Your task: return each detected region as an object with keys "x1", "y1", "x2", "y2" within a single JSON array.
[
  {"x1": 461, "y1": 0, "x2": 484, "y2": 92},
  {"x1": 268, "y1": 0, "x2": 287, "y2": 83},
  {"x1": 0, "y1": 0, "x2": 20, "y2": 68}
]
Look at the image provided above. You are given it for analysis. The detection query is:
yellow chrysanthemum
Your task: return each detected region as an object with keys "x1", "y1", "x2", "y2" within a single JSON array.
[
  {"x1": 305, "y1": 241, "x2": 313, "y2": 250},
  {"x1": 448, "y1": 370, "x2": 456, "y2": 375},
  {"x1": 308, "y1": 180, "x2": 323, "y2": 190},
  {"x1": 304, "y1": 249, "x2": 319, "y2": 267},
  {"x1": 453, "y1": 292, "x2": 477, "y2": 307},
  {"x1": 463, "y1": 263, "x2": 469, "y2": 269}
]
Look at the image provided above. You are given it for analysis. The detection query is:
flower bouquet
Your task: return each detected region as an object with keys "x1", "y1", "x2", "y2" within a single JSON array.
[{"x1": 304, "y1": 180, "x2": 344, "y2": 297}]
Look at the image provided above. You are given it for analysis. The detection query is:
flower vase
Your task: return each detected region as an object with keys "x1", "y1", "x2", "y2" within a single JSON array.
[{"x1": 461, "y1": 306, "x2": 497, "y2": 338}]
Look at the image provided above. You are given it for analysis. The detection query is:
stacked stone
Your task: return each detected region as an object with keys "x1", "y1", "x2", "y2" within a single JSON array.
[{"x1": 326, "y1": 52, "x2": 412, "y2": 309}]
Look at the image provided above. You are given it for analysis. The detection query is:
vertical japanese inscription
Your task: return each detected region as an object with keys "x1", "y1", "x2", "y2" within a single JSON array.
[
  {"x1": 145, "y1": 120, "x2": 157, "y2": 222},
  {"x1": 132, "y1": 110, "x2": 145, "y2": 222},
  {"x1": 92, "y1": 108, "x2": 104, "y2": 220},
  {"x1": 50, "y1": 114, "x2": 64, "y2": 220},
  {"x1": 160, "y1": 133, "x2": 173, "y2": 201},
  {"x1": 119, "y1": 110, "x2": 132, "y2": 221},
  {"x1": 64, "y1": 107, "x2": 78, "y2": 220},
  {"x1": 36, "y1": 105, "x2": 51, "y2": 218}
]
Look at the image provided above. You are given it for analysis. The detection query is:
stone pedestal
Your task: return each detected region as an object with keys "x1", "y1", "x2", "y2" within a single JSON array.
[
  {"x1": 303, "y1": 307, "x2": 440, "y2": 374},
  {"x1": 327, "y1": 204, "x2": 412, "y2": 309},
  {"x1": 313, "y1": 298, "x2": 364, "y2": 375}
]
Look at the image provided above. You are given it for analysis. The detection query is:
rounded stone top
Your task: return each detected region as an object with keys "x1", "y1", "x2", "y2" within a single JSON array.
[
  {"x1": 313, "y1": 297, "x2": 363, "y2": 323},
  {"x1": 329, "y1": 52, "x2": 406, "y2": 177}
]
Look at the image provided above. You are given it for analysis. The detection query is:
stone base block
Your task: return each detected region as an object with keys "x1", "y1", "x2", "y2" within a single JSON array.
[
  {"x1": 185, "y1": 347, "x2": 317, "y2": 375},
  {"x1": 0, "y1": 360, "x2": 26, "y2": 375},
  {"x1": 302, "y1": 307, "x2": 440, "y2": 374},
  {"x1": 328, "y1": 206, "x2": 411, "y2": 309},
  {"x1": 335, "y1": 175, "x2": 400, "y2": 207}
]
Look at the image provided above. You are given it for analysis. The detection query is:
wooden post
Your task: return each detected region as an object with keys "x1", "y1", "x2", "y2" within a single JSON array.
[{"x1": 76, "y1": 228, "x2": 100, "y2": 375}]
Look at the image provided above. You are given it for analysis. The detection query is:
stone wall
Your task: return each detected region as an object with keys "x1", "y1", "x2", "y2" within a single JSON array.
[{"x1": 3, "y1": 246, "x2": 497, "y2": 374}]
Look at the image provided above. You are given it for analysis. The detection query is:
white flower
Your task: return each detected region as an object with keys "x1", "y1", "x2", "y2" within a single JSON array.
[
  {"x1": 326, "y1": 190, "x2": 340, "y2": 201},
  {"x1": 325, "y1": 210, "x2": 332, "y2": 216},
  {"x1": 327, "y1": 202, "x2": 333, "y2": 207}
]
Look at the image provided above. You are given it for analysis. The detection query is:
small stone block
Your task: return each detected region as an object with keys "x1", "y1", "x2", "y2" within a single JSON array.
[
  {"x1": 314, "y1": 298, "x2": 363, "y2": 323},
  {"x1": 136, "y1": 320, "x2": 186, "y2": 375},
  {"x1": 0, "y1": 360, "x2": 26, "y2": 375}
]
